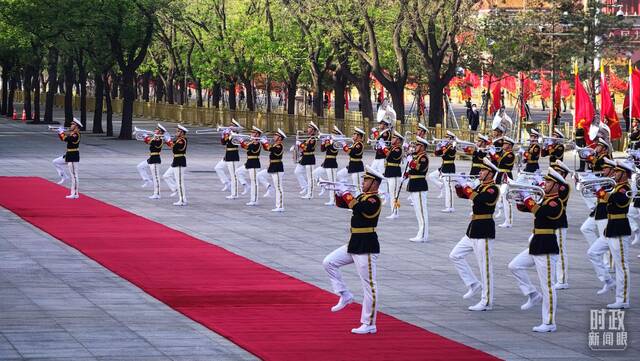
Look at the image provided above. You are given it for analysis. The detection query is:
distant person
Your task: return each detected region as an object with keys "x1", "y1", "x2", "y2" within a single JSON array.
[{"x1": 469, "y1": 104, "x2": 480, "y2": 131}]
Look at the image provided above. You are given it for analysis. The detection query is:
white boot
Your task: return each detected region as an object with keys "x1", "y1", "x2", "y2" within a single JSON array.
[
  {"x1": 463, "y1": 283, "x2": 481, "y2": 299},
  {"x1": 532, "y1": 324, "x2": 557, "y2": 332},
  {"x1": 331, "y1": 293, "x2": 354, "y2": 312},
  {"x1": 520, "y1": 292, "x2": 542, "y2": 310},
  {"x1": 351, "y1": 324, "x2": 377, "y2": 334}
]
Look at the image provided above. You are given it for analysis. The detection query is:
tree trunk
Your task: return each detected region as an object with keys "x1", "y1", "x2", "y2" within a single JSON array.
[
  {"x1": 166, "y1": 74, "x2": 175, "y2": 104},
  {"x1": 32, "y1": 72, "x2": 41, "y2": 123},
  {"x1": 58, "y1": 74, "x2": 65, "y2": 93},
  {"x1": 333, "y1": 69, "x2": 347, "y2": 121},
  {"x1": 0, "y1": 62, "x2": 9, "y2": 115},
  {"x1": 387, "y1": 85, "x2": 405, "y2": 124},
  {"x1": 78, "y1": 59, "x2": 87, "y2": 131},
  {"x1": 104, "y1": 71, "x2": 113, "y2": 136},
  {"x1": 142, "y1": 71, "x2": 150, "y2": 102},
  {"x1": 241, "y1": 78, "x2": 255, "y2": 111},
  {"x1": 23, "y1": 67, "x2": 32, "y2": 120},
  {"x1": 228, "y1": 81, "x2": 237, "y2": 110},
  {"x1": 7, "y1": 75, "x2": 16, "y2": 117},
  {"x1": 286, "y1": 71, "x2": 299, "y2": 115},
  {"x1": 44, "y1": 47, "x2": 58, "y2": 123},
  {"x1": 111, "y1": 73, "x2": 119, "y2": 99},
  {"x1": 155, "y1": 79, "x2": 164, "y2": 103},
  {"x1": 63, "y1": 58, "x2": 75, "y2": 127},
  {"x1": 355, "y1": 73, "x2": 373, "y2": 123},
  {"x1": 427, "y1": 82, "x2": 445, "y2": 127},
  {"x1": 195, "y1": 79, "x2": 203, "y2": 107},
  {"x1": 92, "y1": 73, "x2": 104, "y2": 133},
  {"x1": 212, "y1": 83, "x2": 221, "y2": 108},
  {"x1": 310, "y1": 63, "x2": 324, "y2": 117},
  {"x1": 118, "y1": 69, "x2": 135, "y2": 139}
]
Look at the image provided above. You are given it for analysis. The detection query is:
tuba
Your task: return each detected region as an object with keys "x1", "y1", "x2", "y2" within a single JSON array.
[
  {"x1": 505, "y1": 179, "x2": 545, "y2": 204},
  {"x1": 579, "y1": 177, "x2": 615, "y2": 197},
  {"x1": 491, "y1": 109, "x2": 513, "y2": 136}
]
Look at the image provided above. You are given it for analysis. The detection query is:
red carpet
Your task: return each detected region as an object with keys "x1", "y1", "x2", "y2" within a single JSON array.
[{"x1": 0, "y1": 177, "x2": 500, "y2": 360}]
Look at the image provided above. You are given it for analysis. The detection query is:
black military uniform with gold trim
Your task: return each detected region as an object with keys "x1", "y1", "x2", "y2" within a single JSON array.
[
  {"x1": 543, "y1": 143, "x2": 564, "y2": 163},
  {"x1": 456, "y1": 180, "x2": 499, "y2": 239},
  {"x1": 299, "y1": 137, "x2": 317, "y2": 166},
  {"x1": 407, "y1": 151, "x2": 429, "y2": 192},
  {"x1": 470, "y1": 149, "x2": 487, "y2": 176},
  {"x1": 221, "y1": 133, "x2": 240, "y2": 162},
  {"x1": 518, "y1": 195, "x2": 562, "y2": 255},
  {"x1": 629, "y1": 126, "x2": 640, "y2": 150},
  {"x1": 374, "y1": 130, "x2": 391, "y2": 160},
  {"x1": 346, "y1": 141, "x2": 365, "y2": 173},
  {"x1": 266, "y1": 142, "x2": 284, "y2": 173},
  {"x1": 244, "y1": 141, "x2": 261, "y2": 169},
  {"x1": 335, "y1": 191, "x2": 382, "y2": 254},
  {"x1": 435, "y1": 142, "x2": 456, "y2": 173},
  {"x1": 383, "y1": 144, "x2": 402, "y2": 178},
  {"x1": 557, "y1": 181, "x2": 570, "y2": 229},
  {"x1": 592, "y1": 159, "x2": 615, "y2": 220},
  {"x1": 494, "y1": 150, "x2": 515, "y2": 184},
  {"x1": 602, "y1": 182, "x2": 632, "y2": 237},
  {"x1": 575, "y1": 127, "x2": 586, "y2": 170},
  {"x1": 61, "y1": 132, "x2": 81, "y2": 162},
  {"x1": 523, "y1": 142, "x2": 541, "y2": 173},
  {"x1": 171, "y1": 136, "x2": 187, "y2": 167},
  {"x1": 146, "y1": 136, "x2": 163, "y2": 164},
  {"x1": 321, "y1": 140, "x2": 339, "y2": 169}
]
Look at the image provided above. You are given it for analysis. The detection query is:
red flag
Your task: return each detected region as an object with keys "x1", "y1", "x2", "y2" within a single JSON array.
[
  {"x1": 548, "y1": 83, "x2": 561, "y2": 124},
  {"x1": 344, "y1": 89, "x2": 349, "y2": 111},
  {"x1": 574, "y1": 63, "x2": 595, "y2": 144},
  {"x1": 631, "y1": 66, "x2": 640, "y2": 121},
  {"x1": 601, "y1": 64, "x2": 621, "y2": 139},
  {"x1": 490, "y1": 81, "x2": 501, "y2": 115}
]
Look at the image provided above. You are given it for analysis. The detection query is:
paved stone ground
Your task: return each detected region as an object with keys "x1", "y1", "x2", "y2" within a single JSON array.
[{"x1": 0, "y1": 110, "x2": 638, "y2": 361}]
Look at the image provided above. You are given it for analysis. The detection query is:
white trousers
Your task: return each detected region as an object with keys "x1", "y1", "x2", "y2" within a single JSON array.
[
  {"x1": 137, "y1": 160, "x2": 151, "y2": 182},
  {"x1": 236, "y1": 166, "x2": 259, "y2": 203},
  {"x1": 295, "y1": 164, "x2": 314, "y2": 197},
  {"x1": 257, "y1": 170, "x2": 284, "y2": 209},
  {"x1": 218, "y1": 161, "x2": 239, "y2": 197},
  {"x1": 581, "y1": 217, "x2": 607, "y2": 245},
  {"x1": 370, "y1": 159, "x2": 388, "y2": 196},
  {"x1": 509, "y1": 247, "x2": 557, "y2": 326},
  {"x1": 499, "y1": 184, "x2": 512, "y2": 225},
  {"x1": 555, "y1": 228, "x2": 568, "y2": 285},
  {"x1": 449, "y1": 236, "x2": 494, "y2": 306},
  {"x1": 323, "y1": 245, "x2": 378, "y2": 326},
  {"x1": 313, "y1": 167, "x2": 337, "y2": 204},
  {"x1": 628, "y1": 207, "x2": 640, "y2": 237},
  {"x1": 163, "y1": 166, "x2": 186, "y2": 203},
  {"x1": 137, "y1": 161, "x2": 161, "y2": 196},
  {"x1": 53, "y1": 156, "x2": 68, "y2": 180},
  {"x1": 428, "y1": 170, "x2": 453, "y2": 209},
  {"x1": 387, "y1": 176, "x2": 402, "y2": 214},
  {"x1": 337, "y1": 168, "x2": 363, "y2": 195},
  {"x1": 410, "y1": 191, "x2": 428, "y2": 241},
  {"x1": 606, "y1": 236, "x2": 631, "y2": 304}
]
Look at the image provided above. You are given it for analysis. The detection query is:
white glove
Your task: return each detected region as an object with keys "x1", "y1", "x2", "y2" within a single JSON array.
[
  {"x1": 295, "y1": 140, "x2": 301, "y2": 146},
  {"x1": 223, "y1": 129, "x2": 231, "y2": 136},
  {"x1": 163, "y1": 133, "x2": 171, "y2": 142},
  {"x1": 454, "y1": 176, "x2": 465, "y2": 186},
  {"x1": 335, "y1": 182, "x2": 348, "y2": 195},
  {"x1": 58, "y1": 126, "x2": 65, "y2": 134},
  {"x1": 260, "y1": 137, "x2": 269, "y2": 145},
  {"x1": 289, "y1": 145, "x2": 295, "y2": 152},
  {"x1": 377, "y1": 139, "x2": 386, "y2": 150}
]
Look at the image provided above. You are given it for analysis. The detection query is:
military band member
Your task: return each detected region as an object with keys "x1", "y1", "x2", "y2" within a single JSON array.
[
  {"x1": 587, "y1": 160, "x2": 634, "y2": 309},
  {"x1": 416, "y1": 123, "x2": 429, "y2": 139},
  {"x1": 236, "y1": 126, "x2": 263, "y2": 206},
  {"x1": 257, "y1": 129, "x2": 286, "y2": 212},
  {"x1": 163, "y1": 125, "x2": 189, "y2": 206},
  {"x1": 214, "y1": 120, "x2": 246, "y2": 199},
  {"x1": 384, "y1": 131, "x2": 404, "y2": 219},
  {"x1": 137, "y1": 123, "x2": 169, "y2": 199},
  {"x1": 337, "y1": 127, "x2": 366, "y2": 194},
  {"x1": 323, "y1": 166, "x2": 384, "y2": 334},
  {"x1": 450, "y1": 158, "x2": 500, "y2": 311},
  {"x1": 52, "y1": 117, "x2": 82, "y2": 199},
  {"x1": 550, "y1": 160, "x2": 571, "y2": 289},
  {"x1": 522, "y1": 129, "x2": 541, "y2": 173},
  {"x1": 406, "y1": 136, "x2": 430, "y2": 242},
  {"x1": 574, "y1": 126, "x2": 587, "y2": 171},
  {"x1": 294, "y1": 121, "x2": 319, "y2": 199},
  {"x1": 313, "y1": 126, "x2": 342, "y2": 206},
  {"x1": 580, "y1": 142, "x2": 613, "y2": 247},
  {"x1": 490, "y1": 124, "x2": 505, "y2": 160},
  {"x1": 541, "y1": 129, "x2": 565, "y2": 163},
  {"x1": 493, "y1": 137, "x2": 516, "y2": 228},
  {"x1": 465, "y1": 134, "x2": 490, "y2": 176},
  {"x1": 508, "y1": 169, "x2": 565, "y2": 332},
  {"x1": 371, "y1": 119, "x2": 391, "y2": 201},
  {"x1": 629, "y1": 118, "x2": 640, "y2": 150},
  {"x1": 429, "y1": 131, "x2": 457, "y2": 212}
]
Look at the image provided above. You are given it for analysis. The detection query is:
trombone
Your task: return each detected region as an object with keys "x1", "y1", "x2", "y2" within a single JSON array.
[
  {"x1": 48, "y1": 125, "x2": 69, "y2": 132},
  {"x1": 505, "y1": 179, "x2": 545, "y2": 204},
  {"x1": 455, "y1": 139, "x2": 477, "y2": 152},
  {"x1": 439, "y1": 173, "x2": 478, "y2": 184},
  {"x1": 332, "y1": 135, "x2": 354, "y2": 148},
  {"x1": 195, "y1": 124, "x2": 244, "y2": 135},
  {"x1": 318, "y1": 179, "x2": 359, "y2": 192},
  {"x1": 132, "y1": 126, "x2": 155, "y2": 141},
  {"x1": 230, "y1": 133, "x2": 266, "y2": 145}
]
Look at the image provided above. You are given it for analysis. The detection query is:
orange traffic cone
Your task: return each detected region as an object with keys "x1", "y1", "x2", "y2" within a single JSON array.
[
  {"x1": 21, "y1": 110, "x2": 26, "y2": 122},
  {"x1": 12, "y1": 110, "x2": 17, "y2": 120}
]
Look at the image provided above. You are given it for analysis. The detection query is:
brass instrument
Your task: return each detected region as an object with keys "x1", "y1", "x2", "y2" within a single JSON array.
[
  {"x1": 455, "y1": 140, "x2": 477, "y2": 152},
  {"x1": 627, "y1": 149, "x2": 640, "y2": 166},
  {"x1": 439, "y1": 173, "x2": 479, "y2": 185},
  {"x1": 576, "y1": 146, "x2": 596, "y2": 160},
  {"x1": 318, "y1": 179, "x2": 359, "y2": 192},
  {"x1": 505, "y1": 179, "x2": 545, "y2": 204},
  {"x1": 318, "y1": 132, "x2": 333, "y2": 142},
  {"x1": 479, "y1": 145, "x2": 502, "y2": 155},
  {"x1": 626, "y1": 190, "x2": 640, "y2": 199},
  {"x1": 48, "y1": 125, "x2": 69, "y2": 132},
  {"x1": 291, "y1": 130, "x2": 309, "y2": 162},
  {"x1": 230, "y1": 133, "x2": 265, "y2": 145},
  {"x1": 132, "y1": 127, "x2": 156, "y2": 141},
  {"x1": 195, "y1": 124, "x2": 244, "y2": 135},
  {"x1": 367, "y1": 128, "x2": 391, "y2": 148},
  {"x1": 515, "y1": 171, "x2": 543, "y2": 186},
  {"x1": 542, "y1": 136, "x2": 574, "y2": 149},
  {"x1": 332, "y1": 135, "x2": 354, "y2": 148},
  {"x1": 579, "y1": 177, "x2": 616, "y2": 197}
]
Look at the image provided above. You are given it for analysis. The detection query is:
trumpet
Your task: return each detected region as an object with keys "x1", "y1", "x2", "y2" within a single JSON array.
[
  {"x1": 579, "y1": 177, "x2": 615, "y2": 197},
  {"x1": 230, "y1": 133, "x2": 265, "y2": 145},
  {"x1": 318, "y1": 179, "x2": 359, "y2": 192},
  {"x1": 455, "y1": 140, "x2": 477, "y2": 153},
  {"x1": 132, "y1": 127, "x2": 156, "y2": 141},
  {"x1": 195, "y1": 120, "x2": 244, "y2": 134},
  {"x1": 332, "y1": 135, "x2": 354, "y2": 148},
  {"x1": 318, "y1": 132, "x2": 333, "y2": 142},
  {"x1": 48, "y1": 125, "x2": 69, "y2": 132},
  {"x1": 542, "y1": 136, "x2": 574, "y2": 149},
  {"x1": 576, "y1": 146, "x2": 596, "y2": 160},
  {"x1": 440, "y1": 173, "x2": 479, "y2": 185},
  {"x1": 479, "y1": 145, "x2": 502, "y2": 154},
  {"x1": 505, "y1": 180, "x2": 545, "y2": 203}
]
